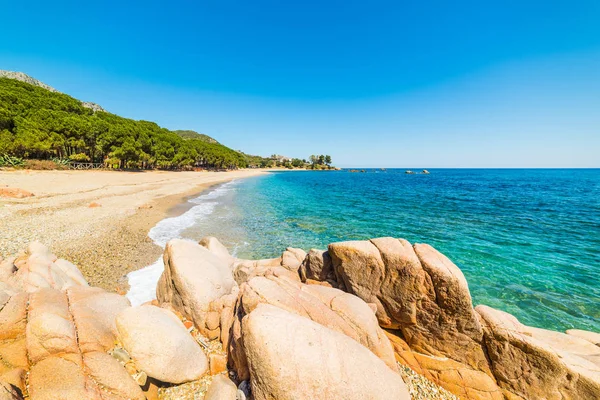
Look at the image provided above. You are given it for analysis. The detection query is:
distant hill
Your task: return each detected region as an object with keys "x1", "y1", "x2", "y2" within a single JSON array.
[
  {"x1": 0, "y1": 70, "x2": 106, "y2": 113},
  {"x1": 0, "y1": 74, "x2": 248, "y2": 169},
  {"x1": 174, "y1": 130, "x2": 219, "y2": 144}
]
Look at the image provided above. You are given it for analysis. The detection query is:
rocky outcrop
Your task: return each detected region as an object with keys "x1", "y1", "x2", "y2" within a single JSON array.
[
  {"x1": 318, "y1": 237, "x2": 600, "y2": 400},
  {"x1": 157, "y1": 239, "x2": 238, "y2": 339},
  {"x1": 242, "y1": 304, "x2": 410, "y2": 400},
  {"x1": 0, "y1": 286, "x2": 143, "y2": 399},
  {"x1": 477, "y1": 305, "x2": 600, "y2": 399},
  {"x1": 228, "y1": 271, "x2": 397, "y2": 380},
  {"x1": 1, "y1": 242, "x2": 88, "y2": 293},
  {"x1": 299, "y1": 248, "x2": 334, "y2": 282},
  {"x1": 328, "y1": 238, "x2": 490, "y2": 375},
  {"x1": 116, "y1": 305, "x2": 209, "y2": 384}
]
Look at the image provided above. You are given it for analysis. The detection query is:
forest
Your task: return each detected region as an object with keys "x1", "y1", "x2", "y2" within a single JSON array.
[{"x1": 0, "y1": 78, "x2": 248, "y2": 169}]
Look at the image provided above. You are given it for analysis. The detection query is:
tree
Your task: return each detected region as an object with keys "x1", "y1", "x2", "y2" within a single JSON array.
[
  {"x1": 324, "y1": 155, "x2": 331, "y2": 166},
  {"x1": 309, "y1": 155, "x2": 317, "y2": 165}
]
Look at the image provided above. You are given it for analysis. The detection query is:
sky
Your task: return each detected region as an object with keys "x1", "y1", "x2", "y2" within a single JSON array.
[{"x1": 2, "y1": 0, "x2": 600, "y2": 167}]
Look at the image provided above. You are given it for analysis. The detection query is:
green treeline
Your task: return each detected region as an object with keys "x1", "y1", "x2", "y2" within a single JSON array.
[{"x1": 0, "y1": 78, "x2": 247, "y2": 169}]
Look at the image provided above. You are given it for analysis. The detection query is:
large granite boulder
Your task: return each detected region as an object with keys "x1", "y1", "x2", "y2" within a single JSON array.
[
  {"x1": 328, "y1": 238, "x2": 490, "y2": 375},
  {"x1": 242, "y1": 304, "x2": 410, "y2": 400},
  {"x1": 1, "y1": 242, "x2": 88, "y2": 293},
  {"x1": 0, "y1": 287, "x2": 143, "y2": 399},
  {"x1": 299, "y1": 249, "x2": 334, "y2": 282},
  {"x1": 116, "y1": 305, "x2": 209, "y2": 384},
  {"x1": 157, "y1": 239, "x2": 238, "y2": 338},
  {"x1": 477, "y1": 305, "x2": 600, "y2": 399},
  {"x1": 228, "y1": 271, "x2": 397, "y2": 380}
]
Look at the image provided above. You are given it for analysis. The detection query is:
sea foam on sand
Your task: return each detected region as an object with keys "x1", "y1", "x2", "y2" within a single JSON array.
[{"x1": 126, "y1": 181, "x2": 237, "y2": 306}]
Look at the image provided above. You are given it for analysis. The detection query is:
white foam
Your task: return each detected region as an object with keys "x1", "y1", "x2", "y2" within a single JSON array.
[{"x1": 126, "y1": 181, "x2": 237, "y2": 306}]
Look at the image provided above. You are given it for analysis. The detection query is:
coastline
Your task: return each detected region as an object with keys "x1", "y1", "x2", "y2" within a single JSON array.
[{"x1": 0, "y1": 169, "x2": 268, "y2": 291}]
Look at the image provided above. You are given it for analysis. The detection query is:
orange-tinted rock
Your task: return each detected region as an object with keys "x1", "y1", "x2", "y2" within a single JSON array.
[
  {"x1": 0, "y1": 188, "x2": 34, "y2": 198},
  {"x1": 209, "y1": 353, "x2": 228, "y2": 375}
]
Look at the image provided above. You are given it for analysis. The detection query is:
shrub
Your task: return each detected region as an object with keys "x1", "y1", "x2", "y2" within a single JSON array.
[
  {"x1": 0, "y1": 154, "x2": 25, "y2": 167},
  {"x1": 24, "y1": 159, "x2": 69, "y2": 170},
  {"x1": 69, "y1": 153, "x2": 90, "y2": 162}
]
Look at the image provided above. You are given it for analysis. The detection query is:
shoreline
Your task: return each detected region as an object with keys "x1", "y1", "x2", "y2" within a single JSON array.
[{"x1": 0, "y1": 169, "x2": 269, "y2": 291}]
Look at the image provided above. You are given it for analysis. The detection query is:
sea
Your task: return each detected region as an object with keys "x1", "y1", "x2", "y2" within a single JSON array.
[{"x1": 127, "y1": 169, "x2": 600, "y2": 333}]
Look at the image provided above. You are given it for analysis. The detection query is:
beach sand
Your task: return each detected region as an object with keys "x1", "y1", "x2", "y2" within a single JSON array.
[{"x1": 0, "y1": 169, "x2": 267, "y2": 291}]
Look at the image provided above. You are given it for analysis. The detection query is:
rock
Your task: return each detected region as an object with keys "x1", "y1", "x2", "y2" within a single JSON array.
[
  {"x1": 111, "y1": 347, "x2": 131, "y2": 364},
  {"x1": 0, "y1": 188, "x2": 34, "y2": 198},
  {"x1": 26, "y1": 289, "x2": 79, "y2": 364},
  {"x1": 281, "y1": 247, "x2": 306, "y2": 271},
  {"x1": 566, "y1": 329, "x2": 600, "y2": 346},
  {"x1": 5, "y1": 242, "x2": 88, "y2": 293},
  {"x1": 116, "y1": 305, "x2": 209, "y2": 384},
  {"x1": 209, "y1": 353, "x2": 228, "y2": 375},
  {"x1": 83, "y1": 351, "x2": 145, "y2": 399},
  {"x1": 88, "y1": 202, "x2": 101, "y2": 208},
  {"x1": 328, "y1": 238, "x2": 490, "y2": 375},
  {"x1": 199, "y1": 236, "x2": 236, "y2": 265},
  {"x1": 242, "y1": 304, "x2": 410, "y2": 400},
  {"x1": 67, "y1": 286, "x2": 130, "y2": 353},
  {"x1": 299, "y1": 249, "x2": 333, "y2": 282},
  {"x1": 157, "y1": 239, "x2": 237, "y2": 336},
  {"x1": 477, "y1": 305, "x2": 600, "y2": 399},
  {"x1": 206, "y1": 375, "x2": 238, "y2": 400},
  {"x1": 229, "y1": 273, "x2": 397, "y2": 380},
  {"x1": 199, "y1": 236, "x2": 297, "y2": 284}
]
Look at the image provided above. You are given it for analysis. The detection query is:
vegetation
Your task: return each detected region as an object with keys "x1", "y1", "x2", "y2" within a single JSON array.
[
  {"x1": 308, "y1": 154, "x2": 334, "y2": 169},
  {"x1": 0, "y1": 78, "x2": 247, "y2": 169},
  {"x1": 173, "y1": 130, "x2": 219, "y2": 144}
]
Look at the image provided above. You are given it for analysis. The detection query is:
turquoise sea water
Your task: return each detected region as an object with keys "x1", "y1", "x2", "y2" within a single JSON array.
[{"x1": 182, "y1": 169, "x2": 600, "y2": 332}]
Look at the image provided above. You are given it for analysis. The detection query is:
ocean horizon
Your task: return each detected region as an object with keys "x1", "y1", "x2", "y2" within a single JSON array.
[{"x1": 129, "y1": 168, "x2": 600, "y2": 333}]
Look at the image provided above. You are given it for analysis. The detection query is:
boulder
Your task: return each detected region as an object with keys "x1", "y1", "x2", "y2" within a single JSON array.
[
  {"x1": 566, "y1": 329, "x2": 600, "y2": 346},
  {"x1": 281, "y1": 247, "x2": 306, "y2": 271},
  {"x1": 3, "y1": 242, "x2": 88, "y2": 293},
  {"x1": 477, "y1": 305, "x2": 600, "y2": 399},
  {"x1": 68, "y1": 286, "x2": 131, "y2": 353},
  {"x1": 116, "y1": 305, "x2": 209, "y2": 384},
  {"x1": 205, "y1": 375, "x2": 237, "y2": 400},
  {"x1": 328, "y1": 238, "x2": 490, "y2": 375},
  {"x1": 241, "y1": 304, "x2": 410, "y2": 400},
  {"x1": 228, "y1": 272, "x2": 396, "y2": 380},
  {"x1": 0, "y1": 285, "x2": 142, "y2": 399},
  {"x1": 157, "y1": 239, "x2": 237, "y2": 337},
  {"x1": 299, "y1": 249, "x2": 333, "y2": 282}
]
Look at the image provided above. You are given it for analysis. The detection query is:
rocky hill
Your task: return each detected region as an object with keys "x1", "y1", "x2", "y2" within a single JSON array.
[{"x1": 0, "y1": 69, "x2": 106, "y2": 112}]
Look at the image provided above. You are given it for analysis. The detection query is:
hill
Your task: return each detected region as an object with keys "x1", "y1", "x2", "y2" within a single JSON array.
[
  {"x1": 173, "y1": 130, "x2": 219, "y2": 144},
  {"x1": 0, "y1": 75, "x2": 247, "y2": 169},
  {"x1": 0, "y1": 70, "x2": 107, "y2": 113}
]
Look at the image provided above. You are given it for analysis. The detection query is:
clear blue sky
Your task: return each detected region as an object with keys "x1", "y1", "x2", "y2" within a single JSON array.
[{"x1": 2, "y1": 0, "x2": 599, "y2": 167}]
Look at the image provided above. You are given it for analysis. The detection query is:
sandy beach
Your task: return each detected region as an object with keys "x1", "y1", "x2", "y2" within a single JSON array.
[{"x1": 0, "y1": 169, "x2": 267, "y2": 290}]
